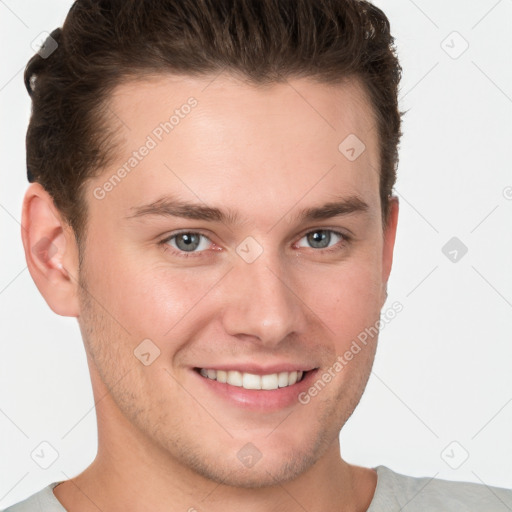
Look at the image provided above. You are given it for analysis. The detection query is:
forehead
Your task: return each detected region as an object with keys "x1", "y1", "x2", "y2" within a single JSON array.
[
  {"x1": 89, "y1": 73, "x2": 380, "y2": 225},
  {"x1": 108, "y1": 72, "x2": 377, "y2": 146}
]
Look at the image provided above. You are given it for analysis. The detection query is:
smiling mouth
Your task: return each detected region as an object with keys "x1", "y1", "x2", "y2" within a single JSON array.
[{"x1": 194, "y1": 368, "x2": 314, "y2": 391}]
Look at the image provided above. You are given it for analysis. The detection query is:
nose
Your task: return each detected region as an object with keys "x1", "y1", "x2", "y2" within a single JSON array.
[{"x1": 220, "y1": 247, "x2": 306, "y2": 347}]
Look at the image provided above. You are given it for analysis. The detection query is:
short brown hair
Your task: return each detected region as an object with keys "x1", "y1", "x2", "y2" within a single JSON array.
[{"x1": 24, "y1": 0, "x2": 403, "y2": 250}]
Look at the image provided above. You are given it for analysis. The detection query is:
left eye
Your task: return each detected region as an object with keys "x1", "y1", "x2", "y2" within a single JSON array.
[
  {"x1": 164, "y1": 232, "x2": 212, "y2": 253},
  {"x1": 296, "y1": 229, "x2": 344, "y2": 250}
]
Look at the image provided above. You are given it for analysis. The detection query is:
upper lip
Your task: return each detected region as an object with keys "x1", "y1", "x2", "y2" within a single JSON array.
[{"x1": 194, "y1": 363, "x2": 317, "y2": 375}]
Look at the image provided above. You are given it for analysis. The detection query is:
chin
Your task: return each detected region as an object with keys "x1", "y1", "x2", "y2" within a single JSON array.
[
  {"x1": 169, "y1": 430, "x2": 330, "y2": 490},
  {"x1": 193, "y1": 451, "x2": 318, "y2": 489}
]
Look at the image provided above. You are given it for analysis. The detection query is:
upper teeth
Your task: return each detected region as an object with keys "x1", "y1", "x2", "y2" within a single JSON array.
[{"x1": 199, "y1": 369, "x2": 304, "y2": 390}]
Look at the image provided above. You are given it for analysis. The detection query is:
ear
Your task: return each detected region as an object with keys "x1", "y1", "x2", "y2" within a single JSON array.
[
  {"x1": 21, "y1": 183, "x2": 80, "y2": 317},
  {"x1": 381, "y1": 196, "x2": 399, "y2": 306}
]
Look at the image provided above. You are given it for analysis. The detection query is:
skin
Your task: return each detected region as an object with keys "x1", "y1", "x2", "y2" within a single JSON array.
[{"x1": 22, "y1": 73, "x2": 398, "y2": 512}]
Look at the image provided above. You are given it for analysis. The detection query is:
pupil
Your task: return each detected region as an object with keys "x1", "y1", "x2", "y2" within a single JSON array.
[
  {"x1": 308, "y1": 230, "x2": 329, "y2": 248},
  {"x1": 177, "y1": 233, "x2": 199, "y2": 251}
]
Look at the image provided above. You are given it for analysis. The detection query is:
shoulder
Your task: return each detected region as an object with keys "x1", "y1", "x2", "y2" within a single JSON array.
[
  {"x1": 368, "y1": 465, "x2": 512, "y2": 511},
  {"x1": 1, "y1": 482, "x2": 66, "y2": 512}
]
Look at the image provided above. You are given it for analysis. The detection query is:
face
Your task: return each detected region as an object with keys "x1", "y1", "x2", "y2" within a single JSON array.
[{"x1": 76, "y1": 73, "x2": 396, "y2": 488}]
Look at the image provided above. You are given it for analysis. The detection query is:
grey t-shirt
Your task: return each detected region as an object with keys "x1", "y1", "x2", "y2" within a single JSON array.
[{"x1": 3, "y1": 465, "x2": 512, "y2": 511}]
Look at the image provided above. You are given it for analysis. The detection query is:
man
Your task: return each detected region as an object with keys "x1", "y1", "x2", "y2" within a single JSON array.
[{"x1": 4, "y1": 0, "x2": 512, "y2": 510}]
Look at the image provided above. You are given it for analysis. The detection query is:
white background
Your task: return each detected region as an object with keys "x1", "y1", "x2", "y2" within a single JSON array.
[{"x1": 1, "y1": 0, "x2": 511, "y2": 508}]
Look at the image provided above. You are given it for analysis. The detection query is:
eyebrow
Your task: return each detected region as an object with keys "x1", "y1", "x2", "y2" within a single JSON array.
[{"x1": 125, "y1": 194, "x2": 369, "y2": 225}]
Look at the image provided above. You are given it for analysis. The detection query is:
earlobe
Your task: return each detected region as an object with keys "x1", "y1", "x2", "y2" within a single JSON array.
[{"x1": 21, "y1": 183, "x2": 80, "y2": 317}]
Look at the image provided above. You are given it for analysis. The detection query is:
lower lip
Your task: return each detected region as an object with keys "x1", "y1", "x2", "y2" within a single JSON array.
[{"x1": 192, "y1": 369, "x2": 319, "y2": 412}]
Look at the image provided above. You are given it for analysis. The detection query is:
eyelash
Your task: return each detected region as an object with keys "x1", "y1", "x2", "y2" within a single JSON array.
[{"x1": 158, "y1": 229, "x2": 351, "y2": 259}]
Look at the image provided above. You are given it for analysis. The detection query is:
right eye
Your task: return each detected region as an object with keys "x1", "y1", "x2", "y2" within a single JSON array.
[{"x1": 159, "y1": 231, "x2": 215, "y2": 258}]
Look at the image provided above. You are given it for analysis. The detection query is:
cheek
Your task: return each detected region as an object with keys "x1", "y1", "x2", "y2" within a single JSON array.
[
  {"x1": 299, "y1": 253, "x2": 383, "y2": 342},
  {"x1": 87, "y1": 243, "x2": 224, "y2": 343}
]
